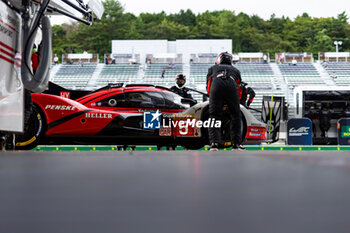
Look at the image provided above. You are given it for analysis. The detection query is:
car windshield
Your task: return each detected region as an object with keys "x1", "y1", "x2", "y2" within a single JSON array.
[
  {"x1": 145, "y1": 92, "x2": 166, "y2": 107},
  {"x1": 162, "y1": 91, "x2": 188, "y2": 109},
  {"x1": 129, "y1": 92, "x2": 152, "y2": 102}
]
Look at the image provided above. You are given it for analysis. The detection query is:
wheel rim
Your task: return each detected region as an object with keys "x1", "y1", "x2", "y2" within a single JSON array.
[{"x1": 16, "y1": 111, "x2": 43, "y2": 147}]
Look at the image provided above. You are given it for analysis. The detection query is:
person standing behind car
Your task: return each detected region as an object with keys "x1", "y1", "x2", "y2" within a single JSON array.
[
  {"x1": 206, "y1": 52, "x2": 245, "y2": 151},
  {"x1": 240, "y1": 82, "x2": 255, "y2": 107},
  {"x1": 31, "y1": 44, "x2": 40, "y2": 73},
  {"x1": 53, "y1": 54, "x2": 59, "y2": 65},
  {"x1": 170, "y1": 74, "x2": 194, "y2": 100}
]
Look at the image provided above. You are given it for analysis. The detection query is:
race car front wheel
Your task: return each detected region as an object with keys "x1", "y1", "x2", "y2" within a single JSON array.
[{"x1": 15, "y1": 105, "x2": 46, "y2": 150}]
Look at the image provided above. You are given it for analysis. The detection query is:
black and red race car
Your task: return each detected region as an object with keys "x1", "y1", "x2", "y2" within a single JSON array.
[{"x1": 16, "y1": 83, "x2": 267, "y2": 150}]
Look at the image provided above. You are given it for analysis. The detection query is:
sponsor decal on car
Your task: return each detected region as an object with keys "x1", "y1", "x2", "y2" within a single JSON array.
[
  {"x1": 45, "y1": 105, "x2": 76, "y2": 111},
  {"x1": 246, "y1": 126, "x2": 267, "y2": 140},
  {"x1": 249, "y1": 132, "x2": 262, "y2": 137},
  {"x1": 166, "y1": 116, "x2": 201, "y2": 137},
  {"x1": 85, "y1": 113, "x2": 112, "y2": 119},
  {"x1": 60, "y1": 91, "x2": 70, "y2": 99},
  {"x1": 159, "y1": 126, "x2": 172, "y2": 136},
  {"x1": 250, "y1": 128, "x2": 262, "y2": 132}
]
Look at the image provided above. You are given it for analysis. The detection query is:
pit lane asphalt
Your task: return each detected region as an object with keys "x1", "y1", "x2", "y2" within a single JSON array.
[{"x1": 1, "y1": 151, "x2": 350, "y2": 233}]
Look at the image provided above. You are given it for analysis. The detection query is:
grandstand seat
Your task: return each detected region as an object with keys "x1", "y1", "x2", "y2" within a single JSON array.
[
  {"x1": 324, "y1": 62, "x2": 350, "y2": 85},
  {"x1": 96, "y1": 63, "x2": 139, "y2": 86},
  {"x1": 143, "y1": 63, "x2": 183, "y2": 86},
  {"x1": 278, "y1": 63, "x2": 325, "y2": 86},
  {"x1": 190, "y1": 62, "x2": 275, "y2": 88},
  {"x1": 52, "y1": 63, "x2": 97, "y2": 88}
]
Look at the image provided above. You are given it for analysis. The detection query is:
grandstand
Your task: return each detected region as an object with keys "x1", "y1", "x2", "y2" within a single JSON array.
[
  {"x1": 324, "y1": 62, "x2": 350, "y2": 85},
  {"x1": 190, "y1": 63, "x2": 211, "y2": 85},
  {"x1": 96, "y1": 63, "x2": 139, "y2": 86},
  {"x1": 189, "y1": 62, "x2": 280, "y2": 111},
  {"x1": 278, "y1": 63, "x2": 325, "y2": 86},
  {"x1": 143, "y1": 63, "x2": 183, "y2": 86},
  {"x1": 190, "y1": 60, "x2": 274, "y2": 88},
  {"x1": 51, "y1": 63, "x2": 97, "y2": 88},
  {"x1": 50, "y1": 47, "x2": 350, "y2": 120},
  {"x1": 49, "y1": 59, "x2": 332, "y2": 110},
  {"x1": 236, "y1": 63, "x2": 274, "y2": 88}
]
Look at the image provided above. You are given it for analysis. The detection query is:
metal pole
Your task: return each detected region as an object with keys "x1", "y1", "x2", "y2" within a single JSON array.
[{"x1": 336, "y1": 42, "x2": 339, "y2": 62}]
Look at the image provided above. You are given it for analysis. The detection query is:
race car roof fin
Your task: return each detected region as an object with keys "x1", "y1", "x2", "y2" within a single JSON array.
[
  {"x1": 88, "y1": 83, "x2": 124, "y2": 93},
  {"x1": 125, "y1": 84, "x2": 154, "y2": 88}
]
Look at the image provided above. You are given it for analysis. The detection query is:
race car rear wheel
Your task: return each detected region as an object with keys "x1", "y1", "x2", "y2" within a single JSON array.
[
  {"x1": 181, "y1": 140, "x2": 206, "y2": 150},
  {"x1": 15, "y1": 105, "x2": 46, "y2": 150}
]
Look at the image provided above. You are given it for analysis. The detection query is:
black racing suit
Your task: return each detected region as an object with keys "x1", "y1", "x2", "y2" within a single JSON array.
[
  {"x1": 170, "y1": 86, "x2": 193, "y2": 100},
  {"x1": 240, "y1": 84, "x2": 255, "y2": 107},
  {"x1": 318, "y1": 108, "x2": 331, "y2": 138},
  {"x1": 304, "y1": 109, "x2": 316, "y2": 137},
  {"x1": 206, "y1": 64, "x2": 241, "y2": 145}
]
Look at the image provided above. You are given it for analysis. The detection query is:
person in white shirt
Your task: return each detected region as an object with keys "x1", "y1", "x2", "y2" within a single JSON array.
[
  {"x1": 263, "y1": 54, "x2": 267, "y2": 64},
  {"x1": 53, "y1": 54, "x2": 58, "y2": 65}
]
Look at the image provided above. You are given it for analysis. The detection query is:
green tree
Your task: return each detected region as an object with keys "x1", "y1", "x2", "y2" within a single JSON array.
[
  {"x1": 306, "y1": 29, "x2": 333, "y2": 53},
  {"x1": 192, "y1": 11, "x2": 221, "y2": 38},
  {"x1": 167, "y1": 9, "x2": 197, "y2": 28}
]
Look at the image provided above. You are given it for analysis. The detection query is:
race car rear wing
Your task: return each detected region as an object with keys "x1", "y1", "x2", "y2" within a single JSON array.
[{"x1": 44, "y1": 82, "x2": 127, "y2": 100}]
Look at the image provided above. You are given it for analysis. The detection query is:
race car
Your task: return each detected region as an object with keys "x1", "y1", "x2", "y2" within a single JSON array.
[{"x1": 16, "y1": 83, "x2": 267, "y2": 150}]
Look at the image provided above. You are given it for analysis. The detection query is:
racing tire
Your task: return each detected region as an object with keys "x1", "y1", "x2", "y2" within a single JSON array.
[
  {"x1": 240, "y1": 113, "x2": 247, "y2": 143},
  {"x1": 181, "y1": 141, "x2": 205, "y2": 150},
  {"x1": 15, "y1": 105, "x2": 46, "y2": 150},
  {"x1": 221, "y1": 111, "x2": 247, "y2": 146},
  {"x1": 200, "y1": 106, "x2": 210, "y2": 144},
  {"x1": 200, "y1": 106, "x2": 247, "y2": 148}
]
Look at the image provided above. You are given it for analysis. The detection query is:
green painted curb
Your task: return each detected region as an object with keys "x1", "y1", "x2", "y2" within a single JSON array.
[{"x1": 32, "y1": 145, "x2": 350, "y2": 151}]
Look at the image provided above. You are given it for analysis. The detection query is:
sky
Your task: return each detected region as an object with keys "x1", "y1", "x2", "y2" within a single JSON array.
[
  {"x1": 120, "y1": 0, "x2": 349, "y2": 20},
  {"x1": 50, "y1": 0, "x2": 350, "y2": 25}
]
